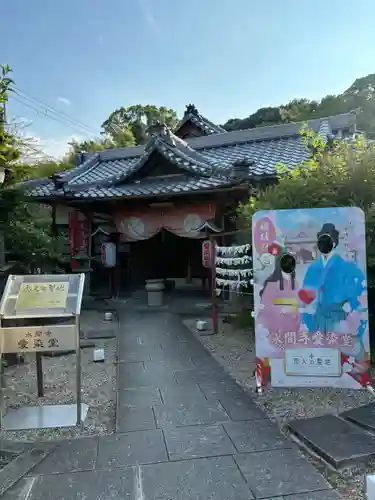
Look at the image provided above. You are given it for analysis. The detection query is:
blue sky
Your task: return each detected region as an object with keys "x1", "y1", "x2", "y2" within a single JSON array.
[{"x1": 3, "y1": 0, "x2": 375, "y2": 159}]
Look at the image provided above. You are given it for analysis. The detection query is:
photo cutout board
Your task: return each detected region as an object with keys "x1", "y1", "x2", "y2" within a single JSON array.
[{"x1": 252, "y1": 207, "x2": 370, "y2": 389}]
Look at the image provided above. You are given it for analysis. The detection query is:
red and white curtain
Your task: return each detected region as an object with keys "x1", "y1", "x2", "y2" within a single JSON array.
[{"x1": 114, "y1": 203, "x2": 216, "y2": 242}]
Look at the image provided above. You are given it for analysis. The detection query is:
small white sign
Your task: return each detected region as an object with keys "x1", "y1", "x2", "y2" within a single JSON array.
[
  {"x1": 0, "y1": 325, "x2": 77, "y2": 353},
  {"x1": 284, "y1": 347, "x2": 341, "y2": 377}
]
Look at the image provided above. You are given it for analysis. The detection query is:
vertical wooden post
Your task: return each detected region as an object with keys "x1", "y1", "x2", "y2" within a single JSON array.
[
  {"x1": 210, "y1": 234, "x2": 218, "y2": 335},
  {"x1": 36, "y1": 352, "x2": 44, "y2": 397},
  {"x1": 75, "y1": 314, "x2": 82, "y2": 425},
  {"x1": 85, "y1": 212, "x2": 93, "y2": 296}
]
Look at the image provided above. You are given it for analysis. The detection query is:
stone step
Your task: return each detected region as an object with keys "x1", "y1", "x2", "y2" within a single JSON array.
[
  {"x1": 341, "y1": 402, "x2": 375, "y2": 432},
  {"x1": 288, "y1": 414, "x2": 375, "y2": 469}
]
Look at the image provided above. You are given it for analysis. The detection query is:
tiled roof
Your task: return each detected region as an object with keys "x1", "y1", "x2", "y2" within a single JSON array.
[
  {"x1": 24, "y1": 112, "x2": 356, "y2": 201},
  {"x1": 28, "y1": 174, "x2": 240, "y2": 200}
]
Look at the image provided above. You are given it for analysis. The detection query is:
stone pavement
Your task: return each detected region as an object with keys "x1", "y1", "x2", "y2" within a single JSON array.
[{"x1": 1, "y1": 311, "x2": 342, "y2": 499}]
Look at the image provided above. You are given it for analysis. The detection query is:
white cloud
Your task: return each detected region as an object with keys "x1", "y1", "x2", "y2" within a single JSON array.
[
  {"x1": 21, "y1": 134, "x2": 84, "y2": 162},
  {"x1": 98, "y1": 34, "x2": 104, "y2": 45},
  {"x1": 56, "y1": 96, "x2": 71, "y2": 106}
]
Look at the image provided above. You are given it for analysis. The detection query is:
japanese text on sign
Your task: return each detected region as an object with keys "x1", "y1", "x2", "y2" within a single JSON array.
[
  {"x1": 0, "y1": 325, "x2": 77, "y2": 354},
  {"x1": 268, "y1": 331, "x2": 354, "y2": 350},
  {"x1": 202, "y1": 240, "x2": 212, "y2": 268},
  {"x1": 284, "y1": 348, "x2": 341, "y2": 377},
  {"x1": 254, "y1": 217, "x2": 276, "y2": 255},
  {"x1": 15, "y1": 282, "x2": 69, "y2": 311}
]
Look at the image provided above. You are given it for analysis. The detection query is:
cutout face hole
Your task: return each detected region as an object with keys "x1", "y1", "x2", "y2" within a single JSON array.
[
  {"x1": 280, "y1": 253, "x2": 296, "y2": 274},
  {"x1": 317, "y1": 233, "x2": 334, "y2": 255}
]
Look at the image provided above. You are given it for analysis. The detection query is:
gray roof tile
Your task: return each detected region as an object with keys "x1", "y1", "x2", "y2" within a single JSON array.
[
  {"x1": 26, "y1": 175, "x2": 239, "y2": 200},
  {"x1": 175, "y1": 104, "x2": 226, "y2": 135},
  {"x1": 176, "y1": 112, "x2": 226, "y2": 135},
  {"x1": 24, "y1": 112, "x2": 356, "y2": 200}
]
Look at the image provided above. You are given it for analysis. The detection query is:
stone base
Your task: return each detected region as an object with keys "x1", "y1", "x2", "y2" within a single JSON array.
[
  {"x1": 288, "y1": 414, "x2": 375, "y2": 468},
  {"x1": 342, "y1": 403, "x2": 375, "y2": 432},
  {"x1": 2, "y1": 404, "x2": 89, "y2": 430}
]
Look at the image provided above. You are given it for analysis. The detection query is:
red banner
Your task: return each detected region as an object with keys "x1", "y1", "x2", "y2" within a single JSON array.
[
  {"x1": 68, "y1": 210, "x2": 89, "y2": 270},
  {"x1": 202, "y1": 240, "x2": 212, "y2": 268}
]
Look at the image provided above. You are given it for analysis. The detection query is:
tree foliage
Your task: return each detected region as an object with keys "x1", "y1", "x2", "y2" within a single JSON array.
[
  {"x1": 223, "y1": 74, "x2": 375, "y2": 138},
  {"x1": 240, "y1": 130, "x2": 375, "y2": 271},
  {"x1": 101, "y1": 104, "x2": 178, "y2": 145},
  {"x1": 0, "y1": 65, "x2": 66, "y2": 271}
]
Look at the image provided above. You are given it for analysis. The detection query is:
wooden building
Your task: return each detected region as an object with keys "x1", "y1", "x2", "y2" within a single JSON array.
[{"x1": 24, "y1": 105, "x2": 357, "y2": 294}]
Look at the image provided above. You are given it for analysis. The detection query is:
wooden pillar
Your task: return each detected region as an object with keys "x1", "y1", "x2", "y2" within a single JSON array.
[{"x1": 85, "y1": 211, "x2": 93, "y2": 296}]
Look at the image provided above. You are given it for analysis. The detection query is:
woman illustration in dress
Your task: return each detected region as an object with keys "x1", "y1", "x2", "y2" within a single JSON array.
[{"x1": 258, "y1": 255, "x2": 301, "y2": 338}]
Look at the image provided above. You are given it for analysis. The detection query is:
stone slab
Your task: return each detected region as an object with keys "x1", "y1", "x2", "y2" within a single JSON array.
[
  {"x1": 80, "y1": 325, "x2": 116, "y2": 339},
  {"x1": 190, "y1": 354, "x2": 220, "y2": 370},
  {"x1": 164, "y1": 424, "x2": 236, "y2": 460},
  {"x1": 224, "y1": 420, "x2": 291, "y2": 453},
  {"x1": 0, "y1": 451, "x2": 18, "y2": 470},
  {"x1": 284, "y1": 492, "x2": 343, "y2": 500},
  {"x1": 118, "y1": 347, "x2": 152, "y2": 363},
  {"x1": 141, "y1": 455, "x2": 254, "y2": 500},
  {"x1": 176, "y1": 343, "x2": 215, "y2": 360},
  {"x1": 144, "y1": 358, "x2": 195, "y2": 372},
  {"x1": 116, "y1": 406, "x2": 156, "y2": 432},
  {"x1": 1, "y1": 468, "x2": 135, "y2": 500},
  {"x1": 28, "y1": 437, "x2": 98, "y2": 475},
  {"x1": 342, "y1": 403, "x2": 375, "y2": 432},
  {"x1": 174, "y1": 368, "x2": 228, "y2": 386},
  {"x1": 159, "y1": 384, "x2": 207, "y2": 405},
  {"x1": 235, "y1": 448, "x2": 331, "y2": 498},
  {"x1": 2, "y1": 403, "x2": 89, "y2": 430},
  {"x1": 218, "y1": 394, "x2": 267, "y2": 421},
  {"x1": 117, "y1": 387, "x2": 162, "y2": 408},
  {"x1": 0, "y1": 447, "x2": 54, "y2": 497},
  {"x1": 154, "y1": 400, "x2": 230, "y2": 428},
  {"x1": 288, "y1": 415, "x2": 375, "y2": 468},
  {"x1": 118, "y1": 361, "x2": 178, "y2": 389},
  {"x1": 96, "y1": 429, "x2": 167, "y2": 469},
  {"x1": 199, "y1": 379, "x2": 245, "y2": 400}
]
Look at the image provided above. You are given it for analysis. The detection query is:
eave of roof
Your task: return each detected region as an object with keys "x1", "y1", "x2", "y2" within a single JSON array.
[
  {"x1": 25, "y1": 175, "x2": 248, "y2": 201},
  {"x1": 22, "y1": 112, "x2": 356, "y2": 201}
]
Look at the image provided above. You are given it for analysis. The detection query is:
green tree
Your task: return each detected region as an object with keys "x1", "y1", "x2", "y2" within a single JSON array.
[
  {"x1": 222, "y1": 72, "x2": 375, "y2": 137},
  {"x1": 101, "y1": 104, "x2": 178, "y2": 145},
  {"x1": 240, "y1": 130, "x2": 375, "y2": 270},
  {"x1": 0, "y1": 64, "x2": 67, "y2": 271}
]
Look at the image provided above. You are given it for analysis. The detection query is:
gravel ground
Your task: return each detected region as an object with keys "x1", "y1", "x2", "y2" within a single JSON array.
[
  {"x1": 183, "y1": 317, "x2": 375, "y2": 500},
  {"x1": 0, "y1": 451, "x2": 17, "y2": 470},
  {"x1": 0, "y1": 338, "x2": 117, "y2": 442}
]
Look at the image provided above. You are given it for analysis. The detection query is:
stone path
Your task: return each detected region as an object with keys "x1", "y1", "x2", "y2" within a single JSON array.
[
  {"x1": 1, "y1": 311, "x2": 342, "y2": 499},
  {"x1": 289, "y1": 406, "x2": 375, "y2": 469}
]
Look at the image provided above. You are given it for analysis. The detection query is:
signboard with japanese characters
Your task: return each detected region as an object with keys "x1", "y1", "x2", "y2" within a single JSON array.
[
  {"x1": 0, "y1": 325, "x2": 76, "y2": 354},
  {"x1": 0, "y1": 273, "x2": 86, "y2": 430},
  {"x1": 284, "y1": 348, "x2": 341, "y2": 377},
  {"x1": 0, "y1": 274, "x2": 85, "y2": 319},
  {"x1": 252, "y1": 208, "x2": 370, "y2": 389},
  {"x1": 16, "y1": 282, "x2": 69, "y2": 311},
  {"x1": 202, "y1": 240, "x2": 212, "y2": 268}
]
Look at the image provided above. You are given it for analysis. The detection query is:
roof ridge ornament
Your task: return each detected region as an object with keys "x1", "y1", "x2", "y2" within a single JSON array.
[
  {"x1": 184, "y1": 104, "x2": 199, "y2": 117},
  {"x1": 230, "y1": 157, "x2": 255, "y2": 179},
  {"x1": 146, "y1": 120, "x2": 193, "y2": 152}
]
